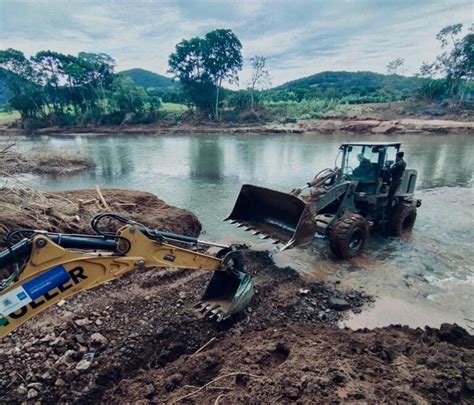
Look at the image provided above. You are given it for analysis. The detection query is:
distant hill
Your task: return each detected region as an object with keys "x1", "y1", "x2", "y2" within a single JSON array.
[
  {"x1": 276, "y1": 71, "x2": 422, "y2": 92},
  {"x1": 269, "y1": 71, "x2": 422, "y2": 102},
  {"x1": 276, "y1": 71, "x2": 387, "y2": 91},
  {"x1": 119, "y1": 68, "x2": 179, "y2": 92}
]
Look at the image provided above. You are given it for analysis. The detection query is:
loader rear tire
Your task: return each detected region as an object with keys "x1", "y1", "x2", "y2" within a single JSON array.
[
  {"x1": 389, "y1": 204, "x2": 417, "y2": 236},
  {"x1": 329, "y1": 213, "x2": 369, "y2": 259}
]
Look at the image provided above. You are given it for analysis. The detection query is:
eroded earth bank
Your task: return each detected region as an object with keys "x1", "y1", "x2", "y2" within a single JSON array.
[{"x1": 0, "y1": 190, "x2": 472, "y2": 403}]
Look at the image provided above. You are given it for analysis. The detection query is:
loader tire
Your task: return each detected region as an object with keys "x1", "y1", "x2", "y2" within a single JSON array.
[
  {"x1": 389, "y1": 204, "x2": 417, "y2": 236},
  {"x1": 329, "y1": 213, "x2": 369, "y2": 259}
]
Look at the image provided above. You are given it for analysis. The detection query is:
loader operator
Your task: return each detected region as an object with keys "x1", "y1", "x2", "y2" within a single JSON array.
[
  {"x1": 387, "y1": 151, "x2": 406, "y2": 210},
  {"x1": 353, "y1": 153, "x2": 373, "y2": 180}
]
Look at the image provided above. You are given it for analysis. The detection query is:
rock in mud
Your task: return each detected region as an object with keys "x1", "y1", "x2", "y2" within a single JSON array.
[
  {"x1": 90, "y1": 333, "x2": 108, "y2": 348},
  {"x1": 27, "y1": 388, "x2": 39, "y2": 399},
  {"x1": 76, "y1": 353, "x2": 95, "y2": 371},
  {"x1": 438, "y1": 323, "x2": 473, "y2": 346},
  {"x1": 74, "y1": 318, "x2": 91, "y2": 327},
  {"x1": 328, "y1": 297, "x2": 351, "y2": 310}
]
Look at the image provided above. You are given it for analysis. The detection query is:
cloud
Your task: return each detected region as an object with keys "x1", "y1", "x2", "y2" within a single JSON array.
[{"x1": 0, "y1": 0, "x2": 472, "y2": 86}]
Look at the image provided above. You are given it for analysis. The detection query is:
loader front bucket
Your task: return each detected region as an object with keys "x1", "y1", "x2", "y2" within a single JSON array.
[
  {"x1": 196, "y1": 251, "x2": 253, "y2": 321},
  {"x1": 225, "y1": 184, "x2": 317, "y2": 250}
]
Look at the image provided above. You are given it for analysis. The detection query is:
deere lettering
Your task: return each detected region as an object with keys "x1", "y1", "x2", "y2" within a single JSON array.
[{"x1": 1, "y1": 267, "x2": 87, "y2": 327}]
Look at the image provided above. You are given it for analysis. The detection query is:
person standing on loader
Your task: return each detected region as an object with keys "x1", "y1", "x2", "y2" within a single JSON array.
[{"x1": 387, "y1": 151, "x2": 406, "y2": 211}]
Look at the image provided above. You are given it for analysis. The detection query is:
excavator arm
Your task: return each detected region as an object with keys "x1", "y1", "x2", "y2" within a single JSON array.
[{"x1": 0, "y1": 216, "x2": 253, "y2": 338}]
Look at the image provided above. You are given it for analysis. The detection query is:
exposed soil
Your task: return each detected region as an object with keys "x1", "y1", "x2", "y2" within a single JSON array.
[
  {"x1": 105, "y1": 323, "x2": 474, "y2": 404},
  {"x1": 0, "y1": 117, "x2": 471, "y2": 136},
  {"x1": 0, "y1": 190, "x2": 472, "y2": 404},
  {"x1": 0, "y1": 150, "x2": 94, "y2": 176},
  {"x1": 0, "y1": 188, "x2": 201, "y2": 246},
  {"x1": 0, "y1": 248, "x2": 371, "y2": 403},
  {"x1": 1, "y1": 102, "x2": 473, "y2": 137}
]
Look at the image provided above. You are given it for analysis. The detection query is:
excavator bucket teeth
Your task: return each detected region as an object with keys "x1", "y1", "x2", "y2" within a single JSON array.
[
  {"x1": 197, "y1": 252, "x2": 253, "y2": 321},
  {"x1": 225, "y1": 184, "x2": 317, "y2": 250}
]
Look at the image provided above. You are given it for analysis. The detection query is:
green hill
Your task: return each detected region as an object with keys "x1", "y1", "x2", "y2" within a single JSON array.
[
  {"x1": 276, "y1": 71, "x2": 422, "y2": 94},
  {"x1": 119, "y1": 68, "x2": 179, "y2": 91},
  {"x1": 276, "y1": 71, "x2": 386, "y2": 90},
  {"x1": 267, "y1": 71, "x2": 423, "y2": 103}
]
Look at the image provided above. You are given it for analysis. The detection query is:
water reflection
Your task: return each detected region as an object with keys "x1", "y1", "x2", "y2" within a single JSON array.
[
  {"x1": 189, "y1": 139, "x2": 223, "y2": 180},
  {"x1": 7, "y1": 131, "x2": 474, "y2": 205},
  {"x1": 408, "y1": 137, "x2": 473, "y2": 189}
]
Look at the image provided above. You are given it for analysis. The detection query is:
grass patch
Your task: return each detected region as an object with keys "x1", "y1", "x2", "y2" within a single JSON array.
[
  {"x1": 0, "y1": 111, "x2": 20, "y2": 123},
  {"x1": 161, "y1": 102, "x2": 188, "y2": 113}
]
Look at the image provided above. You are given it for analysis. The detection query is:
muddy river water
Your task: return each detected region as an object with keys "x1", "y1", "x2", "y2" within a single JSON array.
[{"x1": 7, "y1": 132, "x2": 474, "y2": 331}]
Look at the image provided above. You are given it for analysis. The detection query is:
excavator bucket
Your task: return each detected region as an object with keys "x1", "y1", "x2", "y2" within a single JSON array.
[
  {"x1": 225, "y1": 184, "x2": 317, "y2": 250},
  {"x1": 196, "y1": 251, "x2": 253, "y2": 321}
]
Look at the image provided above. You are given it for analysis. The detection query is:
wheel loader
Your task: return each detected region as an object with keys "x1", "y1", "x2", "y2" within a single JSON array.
[
  {"x1": 0, "y1": 214, "x2": 254, "y2": 338},
  {"x1": 226, "y1": 142, "x2": 422, "y2": 259}
]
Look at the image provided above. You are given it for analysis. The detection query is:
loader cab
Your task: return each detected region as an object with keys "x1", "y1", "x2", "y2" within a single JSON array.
[{"x1": 340, "y1": 142, "x2": 401, "y2": 194}]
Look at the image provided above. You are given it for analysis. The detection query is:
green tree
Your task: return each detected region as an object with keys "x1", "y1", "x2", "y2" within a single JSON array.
[
  {"x1": 1, "y1": 47, "x2": 165, "y2": 126},
  {"x1": 0, "y1": 49, "x2": 45, "y2": 120},
  {"x1": 203, "y1": 29, "x2": 242, "y2": 119},
  {"x1": 169, "y1": 29, "x2": 242, "y2": 119},
  {"x1": 32, "y1": 51, "x2": 69, "y2": 114},
  {"x1": 434, "y1": 24, "x2": 473, "y2": 101},
  {"x1": 168, "y1": 37, "x2": 214, "y2": 114}
]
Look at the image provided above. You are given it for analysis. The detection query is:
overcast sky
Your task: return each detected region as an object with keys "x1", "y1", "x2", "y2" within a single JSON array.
[{"x1": 0, "y1": 0, "x2": 472, "y2": 87}]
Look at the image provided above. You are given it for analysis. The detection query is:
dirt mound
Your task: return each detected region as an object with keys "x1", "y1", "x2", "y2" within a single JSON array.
[
  {"x1": 104, "y1": 323, "x2": 474, "y2": 404},
  {"x1": 0, "y1": 188, "x2": 201, "y2": 246}
]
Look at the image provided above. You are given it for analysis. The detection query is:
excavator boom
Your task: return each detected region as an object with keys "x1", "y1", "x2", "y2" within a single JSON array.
[{"x1": 0, "y1": 215, "x2": 253, "y2": 338}]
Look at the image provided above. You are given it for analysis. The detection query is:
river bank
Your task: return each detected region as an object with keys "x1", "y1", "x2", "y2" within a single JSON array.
[
  {"x1": 1, "y1": 116, "x2": 473, "y2": 137},
  {"x1": 0, "y1": 189, "x2": 472, "y2": 403},
  {"x1": 0, "y1": 150, "x2": 94, "y2": 176}
]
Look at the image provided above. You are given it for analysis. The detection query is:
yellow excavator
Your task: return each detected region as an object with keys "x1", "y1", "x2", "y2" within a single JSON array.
[{"x1": 0, "y1": 214, "x2": 253, "y2": 338}]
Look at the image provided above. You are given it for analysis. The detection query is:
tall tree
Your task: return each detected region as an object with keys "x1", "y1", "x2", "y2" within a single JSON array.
[
  {"x1": 169, "y1": 29, "x2": 242, "y2": 119},
  {"x1": 248, "y1": 55, "x2": 271, "y2": 110},
  {"x1": 168, "y1": 37, "x2": 214, "y2": 113},
  {"x1": 32, "y1": 51, "x2": 68, "y2": 113},
  {"x1": 0, "y1": 49, "x2": 44, "y2": 119},
  {"x1": 203, "y1": 29, "x2": 242, "y2": 119},
  {"x1": 434, "y1": 24, "x2": 473, "y2": 100}
]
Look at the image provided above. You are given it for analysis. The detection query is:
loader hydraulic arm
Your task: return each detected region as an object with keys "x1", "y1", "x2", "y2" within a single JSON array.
[{"x1": 0, "y1": 216, "x2": 253, "y2": 339}]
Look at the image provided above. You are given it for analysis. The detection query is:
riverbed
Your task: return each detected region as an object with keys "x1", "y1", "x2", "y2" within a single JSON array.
[{"x1": 4, "y1": 132, "x2": 474, "y2": 331}]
